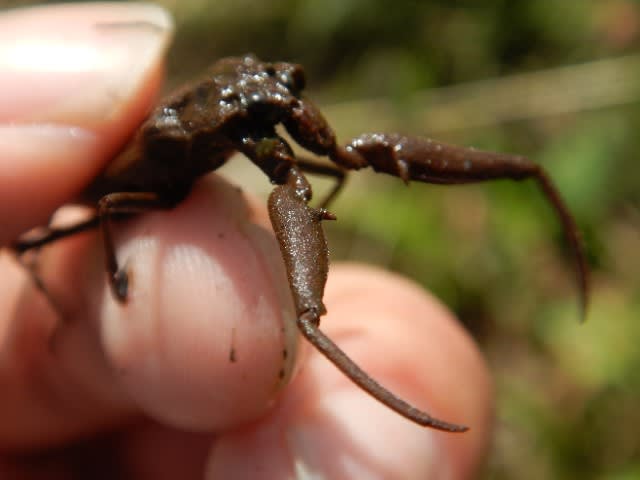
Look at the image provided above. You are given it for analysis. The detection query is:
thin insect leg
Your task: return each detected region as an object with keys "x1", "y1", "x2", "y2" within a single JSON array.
[
  {"x1": 15, "y1": 254, "x2": 65, "y2": 317},
  {"x1": 18, "y1": 249, "x2": 69, "y2": 352},
  {"x1": 12, "y1": 215, "x2": 102, "y2": 253},
  {"x1": 296, "y1": 156, "x2": 346, "y2": 209},
  {"x1": 97, "y1": 191, "x2": 170, "y2": 302},
  {"x1": 531, "y1": 169, "x2": 589, "y2": 318},
  {"x1": 11, "y1": 215, "x2": 104, "y2": 316}
]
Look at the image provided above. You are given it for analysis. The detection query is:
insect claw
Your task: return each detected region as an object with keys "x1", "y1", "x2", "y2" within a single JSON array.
[
  {"x1": 297, "y1": 310, "x2": 467, "y2": 432},
  {"x1": 319, "y1": 209, "x2": 337, "y2": 221},
  {"x1": 397, "y1": 158, "x2": 410, "y2": 184}
]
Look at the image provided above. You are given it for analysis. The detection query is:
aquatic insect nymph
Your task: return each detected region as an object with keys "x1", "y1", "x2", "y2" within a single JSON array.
[{"x1": 13, "y1": 54, "x2": 589, "y2": 432}]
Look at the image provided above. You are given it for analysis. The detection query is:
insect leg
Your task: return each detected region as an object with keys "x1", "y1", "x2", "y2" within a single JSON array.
[
  {"x1": 267, "y1": 164, "x2": 467, "y2": 432},
  {"x1": 329, "y1": 134, "x2": 589, "y2": 318},
  {"x1": 242, "y1": 132, "x2": 468, "y2": 430},
  {"x1": 296, "y1": 310, "x2": 468, "y2": 432},
  {"x1": 296, "y1": 157, "x2": 346, "y2": 209},
  {"x1": 13, "y1": 215, "x2": 101, "y2": 253},
  {"x1": 10, "y1": 215, "x2": 104, "y2": 316},
  {"x1": 96, "y1": 192, "x2": 169, "y2": 302}
]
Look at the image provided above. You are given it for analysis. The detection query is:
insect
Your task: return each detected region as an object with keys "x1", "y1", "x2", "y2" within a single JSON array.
[{"x1": 12, "y1": 54, "x2": 589, "y2": 433}]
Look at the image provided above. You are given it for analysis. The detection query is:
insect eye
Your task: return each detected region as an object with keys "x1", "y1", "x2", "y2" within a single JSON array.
[{"x1": 278, "y1": 65, "x2": 305, "y2": 93}]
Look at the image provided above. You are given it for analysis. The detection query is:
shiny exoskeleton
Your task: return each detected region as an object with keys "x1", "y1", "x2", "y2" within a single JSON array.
[{"x1": 13, "y1": 54, "x2": 589, "y2": 433}]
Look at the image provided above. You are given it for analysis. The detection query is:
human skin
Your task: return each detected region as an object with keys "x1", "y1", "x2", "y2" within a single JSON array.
[{"x1": 0, "y1": 3, "x2": 493, "y2": 479}]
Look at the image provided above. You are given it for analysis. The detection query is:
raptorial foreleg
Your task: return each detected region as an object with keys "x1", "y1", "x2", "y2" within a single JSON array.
[
  {"x1": 267, "y1": 164, "x2": 467, "y2": 432},
  {"x1": 327, "y1": 133, "x2": 589, "y2": 317}
]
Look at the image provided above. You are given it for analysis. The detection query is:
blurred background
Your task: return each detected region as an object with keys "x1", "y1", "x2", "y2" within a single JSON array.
[{"x1": 6, "y1": 1, "x2": 640, "y2": 478}]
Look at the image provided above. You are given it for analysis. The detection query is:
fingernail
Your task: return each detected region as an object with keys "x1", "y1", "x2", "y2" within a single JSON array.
[
  {"x1": 288, "y1": 390, "x2": 449, "y2": 480},
  {"x1": 0, "y1": 3, "x2": 173, "y2": 124}
]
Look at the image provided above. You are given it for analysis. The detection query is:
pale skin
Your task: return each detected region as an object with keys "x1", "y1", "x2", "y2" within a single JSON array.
[{"x1": 0, "y1": 3, "x2": 493, "y2": 479}]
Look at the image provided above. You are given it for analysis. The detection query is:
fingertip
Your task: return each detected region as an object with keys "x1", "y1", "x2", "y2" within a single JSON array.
[
  {"x1": 99, "y1": 177, "x2": 299, "y2": 432},
  {"x1": 0, "y1": 176, "x2": 299, "y2": 449},
  {"x1": 208, "y1": 263, "x2": 493, "y2": 479},
  {"x1": 0, "y1": 2, "x2": 173, "y2": 125}
]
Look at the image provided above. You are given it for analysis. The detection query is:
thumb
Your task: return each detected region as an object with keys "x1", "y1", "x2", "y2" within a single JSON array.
[{"x1": 0, "y1": 2, "x2": 173, "y2": 245}]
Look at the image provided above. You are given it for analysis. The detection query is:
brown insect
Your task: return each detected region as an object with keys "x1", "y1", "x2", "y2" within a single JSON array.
[{"x1": 12, "y1": 54, "x2": 589, "y2": 432}]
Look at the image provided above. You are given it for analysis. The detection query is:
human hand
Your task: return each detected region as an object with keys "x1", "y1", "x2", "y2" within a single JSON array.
[{"x1": 0, "y1": 3, "x2": 493, "y2": 478}]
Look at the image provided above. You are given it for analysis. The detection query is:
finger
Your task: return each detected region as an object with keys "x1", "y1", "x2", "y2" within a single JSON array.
[
  {"x1": 207, "y1": 265, "x2": 493, "y2": 479},
  {"x1": 0, "y1": 176, "x2": 298, "y2": 450},
  {"x1": 98, "y1": 178, "x2": 300, "y2": 431},
  {"x1": 0, "y1": 3, "x2": 173, "y2": 245}
]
